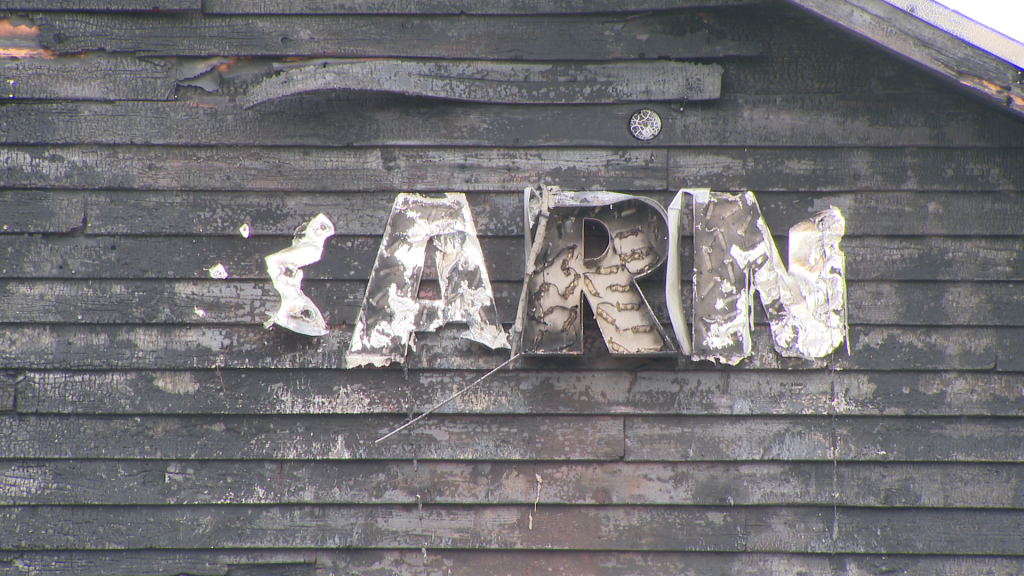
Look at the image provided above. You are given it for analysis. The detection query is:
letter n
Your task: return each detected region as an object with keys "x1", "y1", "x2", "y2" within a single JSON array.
[
  {"x1": 685, "y1": 189, "x2": 847, "y2": 364},
  {"x1": 346, "y1": 193, "x2": 508, "y2": 368}
]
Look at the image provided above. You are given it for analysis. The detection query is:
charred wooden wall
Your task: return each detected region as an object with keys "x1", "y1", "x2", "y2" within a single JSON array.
[{"x1": 2, "y1": 0, "x2": 1024, "y2": 574}]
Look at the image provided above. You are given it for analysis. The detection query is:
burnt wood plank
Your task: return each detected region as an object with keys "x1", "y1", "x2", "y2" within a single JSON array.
[
  {"x1": 0, "y1": 0, "x2": 199, "y2": 10},
  {"x1": 627, "y1": 416, "x2": 1024, "y2": 462},
  {"x1": 0, "y1": 504, "x2": 756, "y2": 551},
  {"x1": 243, "y1": 60, "x2": 723, "y2": 107},
  {"x1": 202, "y1": 0, "x2": 761, "y2": 15},
  {"x1": 4, "y1": 95, "x2": 1024, "y2": 148},
  {"x1": 2, "y1": 234, "x2": 1021, "y2": 282},
  {"x1": 5, "y1": 279, "x2": 1024, "y2": 329},
  {"x1": 0, "y1": 147, "x2": 667, "y2": 192},
  {"x1": 14, "y1": 368, "x2": 1024, "y2": 417},
  {"x1": 5, "y1": 550, "x2": 1024, "y2": 576},
  {"x1": 0, "y1": 324, "x2": 1006, "y2": 371},
  {"x1": 83, "y1": 191, "x2": 1024, "y2": 238},
  {"x1": 29, "y1": 13, "x2": 760, "y2": 58},
  {"x1": 0, "y1": 191, "x2": 83, "y2": 234},
  {"x1": 8, "y1": 459, "x2": 1024, "y2": 509},
  {"x1": 0, "y1": 54, "x2": 175, "y2": 101},
  {"x1": 0, "y1": 414, "x2": 624, "y2": 460}
]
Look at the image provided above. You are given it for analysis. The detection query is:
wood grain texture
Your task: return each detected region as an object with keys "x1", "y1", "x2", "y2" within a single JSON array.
[
  {"x1": 202, "y1": 0, "x2": 761, "y2": 15},
  {"x1": 30, "y1": 12, "x2": 761, "y2": 58},
  {"x1": 7, "y1": 459, "x2": 1024, "y2": 508},
  {"x1": 0, "y1": 0, "x2": 199, "y2": 10},
  {"x1": 6, "y1": 550, "x2": 1024, "y2": 576},
  {"x1": 626, "y1": 416, "x2": 1024, "y2": 462},
  {"x1": 81, "y1": 190, "x2": 1024, "y2": 237},
  {"x1": 0, "y1": 414, "x2": 624, "y2": 460},
  {"x1": 0, "y1": 191, "x2": 83, "y2": 234},
  {"x1": 4, "y1": 95, "x2": 1023, "y2": 147},
  {"x1": 14, "y1": 367, "x2": 1024, "y2": 417},
  {"x1": 0, "y1": 54, "x2": 175, "y2": 101},
  {"x1": 0, "y1": 147, "x2": 666, "y2": 192},
  {"x1": 0, "y1": 324, "x2": 1011, "y2": 371}
]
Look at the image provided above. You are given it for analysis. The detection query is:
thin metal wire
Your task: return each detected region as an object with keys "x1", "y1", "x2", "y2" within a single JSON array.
[{"x1": 374, "y1": 353, "x2": 521, "y2": 444}]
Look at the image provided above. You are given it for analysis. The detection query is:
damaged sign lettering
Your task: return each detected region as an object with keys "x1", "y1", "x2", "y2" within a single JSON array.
[
  {"x1": 346, "y1": 193, "x2": 509, "y2": 368},
  {"x1": 683, "y1": 189, "x2": 847, "y2": 364},
  {"x1": 264, "y1": 213, "x2": 334, "y2": 337}
]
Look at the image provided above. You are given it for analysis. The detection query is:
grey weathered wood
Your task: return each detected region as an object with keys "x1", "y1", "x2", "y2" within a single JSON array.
[
  {"x1": 4, "y1": 550, "x2": 1023, "y2": 576},
  {"x1": 82, "y1": 191, "x2": 1024, "y2": 238},
  {"x1": 203, "y1": 0, "x2": 761, "y2": 15},
  {"x1": 834, "y1": 508, "x2": 1024, "y2": 554},
  {"x1": 0, "y1": 147, "x2": 667, "y2": 192},
  {"x1": 8, "y1": 459, "x2": 1024, "y2": 508},
  {"x1": 5, "y1": 279, "x2": 1024, "y2": 329},
  {"x1": 0, "y1": 191, "x2": 83, "y2": 234},
  {"x1": 0, "y1": 375, "x2": 13, "y2": 412},
  {"x1": 30, "y1": 12, "x2": 761, "y2": 58},
  {"x1": 787, "y1": 0, "x2": 1024, "y2": 120},
  {"x1": 5, "y1": 94, "x2": 1024, "y2": 148},
  {"x1": 0, "y1": 0, "x2": 199, "y2": 10},
  {"x1": 0, "y1": 54, "x2": 176, "y2": 101},
  {"x1": 0, "y1": 414, "x2": 624, "y2": 460},
  {"x1": 16, "y1": 367, "x2": 1024, "y2": 417},
  {"x1": 2, "y1": 234, "x2": 1021, "y2": 282},
  {"x1": 627, "y1": 416, "x2": 1024, "y2": 462},
  {"x1": 0, "y1": 324, "x2": 1009, "y2": 371},
  {"x1": 244, "y1": 60, "x2": 723, "y2": 107}
]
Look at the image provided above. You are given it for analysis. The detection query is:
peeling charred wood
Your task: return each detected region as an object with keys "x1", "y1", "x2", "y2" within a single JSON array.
[
  {"x1": 81, "y1": 191, "x2": 1024, "y2": 238},
  {"x1": 15, "y1": 368, "x2": 1024, "y2": 417},
  {"x1": 0, "y1": 325, "x2": 1008, "y2": 371},
  {"x1": 4, "y1": 95, "x2": 1024, "y2": 148},
  {"x1": 203, "y1": 0, "x2": 761, "y2": 15},
  {"x1": 0, "y1": 414, "x2": 624, "y2": 460},
  {"x1": 244, "y1": 60, "x2": 722, "y2": 108},
  {"x1": 3, "y1": 234, "x2": 1022, "y2": 282},
  {"x1": 30, "y1": 12, "x2": 760, "y2": 58},
  {"x1": 0, "y1": 191, "x2": 83, "y2": 234},
  {"x1": 626, "y1": 415, "x2": 1024, "y2": 462},
  {"x1": 0, "y1": 54, "x2": 176, "y2": 101},
  {"x1": 0, "y1": 147, "x2": 666, "y2": 192},
  {"x1": 5, "y1": 279, "x2": 1024, "y2": 329},
  {"x1": 9, "y1": 459, "x2": 1024, "y2": 509}
]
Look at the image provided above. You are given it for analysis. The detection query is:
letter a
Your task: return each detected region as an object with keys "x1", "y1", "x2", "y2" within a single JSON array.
[{"x1": 346, "y1": 193, "x2": 508, "y2": 368}]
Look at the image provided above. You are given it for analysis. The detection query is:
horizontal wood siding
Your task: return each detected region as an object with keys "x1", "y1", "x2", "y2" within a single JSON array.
[{"x1": 2, "y1": 1, "x2": 1023, "y2": 574}]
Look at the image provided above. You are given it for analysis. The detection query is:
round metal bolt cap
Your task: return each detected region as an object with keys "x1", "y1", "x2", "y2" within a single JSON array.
[{"x1": 629, "y1": 109, "x2": 662, "y2": 141}]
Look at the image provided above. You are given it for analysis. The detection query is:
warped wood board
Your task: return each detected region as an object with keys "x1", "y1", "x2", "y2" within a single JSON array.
[
  {"x1": 243, "y1": 60, "x2": 723, "y2": 107},
  {"x1": 4, "y1": 277, "x2": 1021, "y2": 327},
  {"x1": 1, "y1": 233, "x2": 1022, "y2": 282},
  {"x1": 0, "y1": 147, "x2": 667, "y2": 192},
  {"x1": 0, "y1": 0, "x2": 199, "y2": 9},
  {"x1": 203, "y1": 0, "x2": 761, "y2": 15},
  {"x1": 79, "y1": 190, "x2": 1024, "y2": 237},
  {"x1": 7, "y1": 459, "x2": 1024, "y2": 508},
  {"x1": 5, "y1": 551, "x2": 1024, "y2": 576},
  {"x1": 0, "y1": 414, "x2": 625, "y2": 460},
  {"x1": 625, "y1": 415, "x2": 1024, "y2": 462},
  {"x1": 4, "y1": 94, "x2": 1024, "y2": 147},
  {"x1": 28, "y1": 12, "x2": 761, "y2": 58},
  {"x1": 0, "y1": 54, "x2": 176, "y2": 101},
  {"x1": 12, "y1": 367, "x2": 1024, "y2": 416}
]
